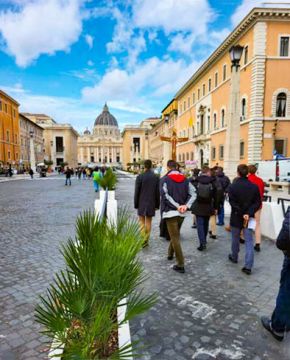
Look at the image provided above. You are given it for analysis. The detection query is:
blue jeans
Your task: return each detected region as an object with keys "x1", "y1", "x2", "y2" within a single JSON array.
[
  {"x1": 231, "y1": 227, "x2": 254, "y2": 269},
  {"x1": 271, "y1": 256, "x2": 290, "y2": 333},
  {"x1": 93, "y1": 180, "x2": 99, "y2": 192},
  {"x1": 65, "y1": 178, "x2": 71, "y2": 186},
  {"x1": 218, "y1": 202, "x2": 225, "y2": 225},
  {"x1": 196, "y1": 216, "x2": 210, "y2": 246}
]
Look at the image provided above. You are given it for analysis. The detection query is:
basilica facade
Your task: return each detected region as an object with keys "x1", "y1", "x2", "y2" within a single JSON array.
[{"x1": 77, "y1": 104, "x2": 123, "y2": 166}]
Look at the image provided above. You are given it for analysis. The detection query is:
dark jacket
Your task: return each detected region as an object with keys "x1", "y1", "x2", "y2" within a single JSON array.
[
  {"x1": 160, "y1": 170, "x2": 195, "y2": 215},
  {"x1": 65, "y1": 169, "x2": 72, "y2": 179},
  {"x1": 276, "y1": 207, "x2": 290, "y2": 257},
  {"x1": 134, "y1": 170, "x2": 160, "y2": 217},
  {"x1": 216, "y1": 171, "x2": 231, "y2": 197},
  {"x1": 191, "y1": 175, "x2": 219, "y2": 217},
  {"x1": 228, "y1": 177, "x2": 261, "y2": 229}
]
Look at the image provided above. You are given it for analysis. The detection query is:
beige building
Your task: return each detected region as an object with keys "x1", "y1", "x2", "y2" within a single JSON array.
[
  {"x1": 19, "y1": 113, "x2": 44, "y2": 169},
  {"x1": 23, "y1": 113, "x2": 78, "y2": 168},
  {"x1": 122, "y1": 117, "x2": 159, "y2": 169},
  {"x1": 78, "y1": 104, "x2": 123, "y2": 166}
]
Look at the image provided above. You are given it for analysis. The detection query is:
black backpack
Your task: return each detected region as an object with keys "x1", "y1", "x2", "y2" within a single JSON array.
[{"x1": 196, "y1": 182, "x2": 213, "y2": 202}]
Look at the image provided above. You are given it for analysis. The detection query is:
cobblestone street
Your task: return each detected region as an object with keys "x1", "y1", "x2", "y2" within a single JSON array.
[
  {"x1": 0, "y1": 176, "x2": 95, "y2": 360},
  {"x1": 0, "y1": 173, "x2": 289, "y2": 360}
]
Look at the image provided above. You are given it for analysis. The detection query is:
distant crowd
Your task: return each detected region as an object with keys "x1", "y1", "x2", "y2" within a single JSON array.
[{"x1": 134, "y1": 159, "x2": 290, "y2": 341}]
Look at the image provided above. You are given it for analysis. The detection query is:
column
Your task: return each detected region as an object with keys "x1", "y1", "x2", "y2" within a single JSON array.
[
  {"x1": 101, "y1": 147, "x2": 104, "y2": 163},
  {"x1": 162, "y1": 120, "x2": 171, "y2": 174},
  {"x1": 29, "y1": 135, "x2": 36, "y2": 172}
]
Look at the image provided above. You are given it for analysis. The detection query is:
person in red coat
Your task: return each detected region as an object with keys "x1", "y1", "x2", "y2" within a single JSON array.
[{"x1": 248, "y1": 165, "x2": 265, "y2": 252}]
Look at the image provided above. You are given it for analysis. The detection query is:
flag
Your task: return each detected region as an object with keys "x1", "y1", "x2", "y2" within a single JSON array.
[{"x1": 189, "y1": 116, "x2": 193, "y2": 127}]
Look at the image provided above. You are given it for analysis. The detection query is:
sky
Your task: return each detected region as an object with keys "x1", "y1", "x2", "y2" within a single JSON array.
[{"x1": 0, "y1": 0, "x2": 289, "y2": 133}]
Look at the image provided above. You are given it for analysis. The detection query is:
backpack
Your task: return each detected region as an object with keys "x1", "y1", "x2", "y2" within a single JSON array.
[
  {"x1": 215, "y1": 178, "x2": 224, "y2": 202},
  {"x1": 196, "y1": 182, "x2": 213, "y2": 202}
]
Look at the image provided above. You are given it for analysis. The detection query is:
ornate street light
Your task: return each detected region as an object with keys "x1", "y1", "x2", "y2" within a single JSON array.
[{"x1": 229, "y1": 45, "x2": 244, "y2": 70}]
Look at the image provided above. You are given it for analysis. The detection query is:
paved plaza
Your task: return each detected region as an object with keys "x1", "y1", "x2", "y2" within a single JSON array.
[{"x1": 0, "y1": 173, "x2": 289, "y2": 360}]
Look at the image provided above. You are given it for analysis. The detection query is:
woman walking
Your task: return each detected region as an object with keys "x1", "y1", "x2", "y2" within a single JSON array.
[{"x1": 92, "y1": 167, "x2": 102, "y2": 192}]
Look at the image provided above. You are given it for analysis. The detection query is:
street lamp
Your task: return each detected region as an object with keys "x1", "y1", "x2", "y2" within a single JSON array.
[
  {"x1": 229, "y1": 45, "x2": 244, "y2": 70},
  {"x1": 164, "y1": 114, "x2": 169, "y2": 124}
]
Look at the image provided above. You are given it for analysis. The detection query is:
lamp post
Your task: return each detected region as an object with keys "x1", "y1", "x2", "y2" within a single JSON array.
[
  {"x1": 224, "y1": 45, "x2": 244, "y2": 179},
  {"x1": 29, "y1": 129, "x2": 36, "y2": 172}
]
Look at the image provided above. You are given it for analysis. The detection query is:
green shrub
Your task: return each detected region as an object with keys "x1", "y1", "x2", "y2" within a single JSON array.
[
  {"x1": 96, "y1": 168, "x2": 117, "y2": 191},
  {"x1": 35, "y1": 209, "x2": 156, "y2": 359}
]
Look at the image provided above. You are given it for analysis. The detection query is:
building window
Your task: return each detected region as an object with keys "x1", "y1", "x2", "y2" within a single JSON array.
[
  {"x1": 16, "y1": 153, "x2": 18, "y2": 160},
  {"x1": 211, "y1": 147, "x2": 216, "y2": 160},
  {"x1": 6, "y1": 130, "x2": 9, "y2": 142},
  {"x1": 244, "y1": 46, "x2": 248, "y2": 65},
  {"x1": 13, "y1": 109, "x2": 16, "y2": 118},
  {"x1": 190, "y1": 152, "x2": 194, "y2": 160},
  {"x1": 5, "y1": 103, "x2": 8, "y2": 113},
  {"x1": 276, "y1": 92, "x2": 287, "y2": 117},
  {"x1": 133, "y1": 137, "x2": 140, "y2": 152},
  {"x1": 208, "y1": 78, "x2": 211, "y2": 92},
  {"x1": 198, "y1": 88, "x2": 200, "y2": 100},
  {"x1": 240, "y1": 141, "x2": 245, "y2": 158},
  {"x1": 188, "y1": 97, "x2": 190, "y2": 108},
  {"x1": 15, "y1": 135, "x2": 17, "y2": 144},
  {"x1": 221, "y1": 109, "x2": 225, "y2": 127},
  {"x1": 183, "y1": 101, "x2": 186, "y2": 111},
  {"x1": 219, "y1": 145, "x2": 224, "y2": 160},
  {"x1": 179, "y1": 104, "x2": 182, "y2": 114},
  {"x1": 186, "y1": 152, "x2": 189, "y2": 160},
  {"x1": 223, "y1": 64, "x2": 227, "y2": 81},
  {"x1": 21, "y1": 137, "x2": 23, "y2": 146},
  {"x1": 207, "y1": 115, "x2": 210, "y2": 132},
  {"x1": 55, "y1": 136, "x2": 64, "y2": 152},
  {"x1": 202, "y1": 84, "x2": 205, "y2": 96},
  {"x1": 182, "y1": 153, "x2": 185, "y2": 161},
  {"x1": 8, "y1": 151, "x2": 11, "y2": 160},
  {"x1": 241, "y1": 98, "x2": 246, "y2": 118},
  {"x1": 213, "y1": 113, "x2": 217, "y2": 129},
  {"x1": 280, "y1": 36, "x2": 289, "y2": 57},
  {"x1": 193, "y1": 92, "x2": 195, "y2": 104},
  {"x1": 214, "y1": 72, "x2": 218, "y2": 88},
  {"x1": 274, "y1": 139, "x2": 286, "y2": 156},
  {"x1": 0, "y1": 99, "x2": 2, "y2": 111}
]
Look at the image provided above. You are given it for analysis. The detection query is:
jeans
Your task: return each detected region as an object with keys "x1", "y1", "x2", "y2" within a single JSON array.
[
  {"x1": 231, "y1": 227, "x2": 254, "y2": 269},
  {"x1": 218, "y1": 202, "x2": 225, "y2": 225},
  {"x1": 166, "y1": 217, "x2": 185, "y2": 267},
  {"x1": 65, "y1": 178, "x2": 71, "y2": 186},
  {"x1": 271, "y1": 256, "x2": 290, "y2": 333},
  {"x1": 93, "y1": 180, "x2": 99, "y2": 191},
  {"x1": 196, "y1": 216, "x2": 210, "y2": 246}
]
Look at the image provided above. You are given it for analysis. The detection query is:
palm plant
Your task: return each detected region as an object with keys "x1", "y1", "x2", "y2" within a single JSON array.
[
  {"x1": 35, "y1": 209, "x2": 156, "y2": 359},
  {"x1": 96, "y1": 168, "x2": 117, "y2": 190}
]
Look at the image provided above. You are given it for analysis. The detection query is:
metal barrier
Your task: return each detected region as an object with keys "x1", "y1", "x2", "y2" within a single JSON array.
[
  {"x1": 277, "y1": 197, "x2": 290, "y2": 217},
  {"x1": 98, "y1": 188, "x2": 108, "y2": 220}
]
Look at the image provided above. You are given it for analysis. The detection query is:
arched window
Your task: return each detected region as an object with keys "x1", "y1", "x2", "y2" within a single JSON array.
[
  {"x1": 213, "y1": 113, "x2": 217, "y2": 129},
  {"x1": 182, "y1": 153, "x2": 185, "y2": 161},
  {"x1": 186, "y1": 152, "x2": 189, "y2": 160},
  {"x1": 241, "y1": 98, "x2": 246, "y2": 118},
  {"x1": 276, "y1": 92, "x2": 287, "y2": 117},
  {"x1": 221, "y1": 109, "x2": 225, "y2": 127},
  {"x1": 190, "y1": 152, "x2": 194, "y2": 160}
]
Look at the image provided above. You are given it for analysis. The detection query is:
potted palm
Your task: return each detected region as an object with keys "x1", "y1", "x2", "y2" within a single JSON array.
[
  {"x1": 97, "y1": 168, "x2": 118, "y2": 201},
  {"x1": 35, "y1": 210, "x2": 156, "y2": 359}
]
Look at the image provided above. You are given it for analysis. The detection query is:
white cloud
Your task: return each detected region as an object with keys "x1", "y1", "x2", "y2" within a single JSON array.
[
  {"x1": 0, "y1": 0, "x2": 83, "y2": 67},
  {"x1": 84, "y1": 34, "x2": 94, "y2": 49},
  {"x1": 87, "y1": 60, "x2": 94, "y2": 66},
  {"x1": 231, "y1": 0, "x2": 290, "y2": 26},
  {"x1": 133, "y1": 0, "x2": 213, "y2": 35}
]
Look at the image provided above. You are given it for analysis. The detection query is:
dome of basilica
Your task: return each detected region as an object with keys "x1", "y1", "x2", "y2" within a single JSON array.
[{"x1": 94, "y1": 103, "x2": 118, "y2": 127}]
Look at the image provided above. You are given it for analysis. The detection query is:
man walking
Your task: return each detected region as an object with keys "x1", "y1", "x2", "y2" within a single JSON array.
[
  {"x1": 261, "y1": 207, "x2": 290, "y2": 341},
  {"x1": 29, "y1": 168, "x2": 34, "y2": 179},
  {"x1": 216, "y1": 167, "x2": 231, "y2": 226},
  {"x1": 134, "y1": 160, "x2": 160, "y2": 247},
  {"x1": 65, "y1": 167, "x2": 72, "y2": 186},
  {"x1": 228, "y1": 164, "x2": 261, "y2": 275},
  {"x1": 191, "y1": 166, "x2": 219, "y2": 251},
  {"x1": 248, "y1": 164, "x2": 265, "y2": 252},
  {"x1": 160, "y1": 160, "x2": 195, "y2": 273}
]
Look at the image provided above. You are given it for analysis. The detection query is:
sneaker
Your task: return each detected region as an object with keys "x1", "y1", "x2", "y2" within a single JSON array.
[
  {"x1": 197, "y1": 245, "x2": 206, "y2": 251},
  {"x1": 209, "y1": 230, "x2": 212, "y2": 235},
  {"x1": 210, "y1": 235, "x2": 217, "y2": 239},
  {"x1": 216, "y1": 223, "x2": 224, "y2": 226},
  {"x1": 167, "y1": 256, "x2": 174, "y2": 261},
  {"x1": 261, "y1": 316, "x2": 284, "y2": 342},
  {"x1": 173, "y1": 265, "x2": 185, "y2": 273},
  {"x1": 228, "y1": 254, "x2": 238, "y2": 264},
  {"x1": 254, "y1": 244, "x2": 261, "y2": 252},
  {"x1": 191, "y1": 224, "x2": 197, "y2": 229},
  {"x1": 240, "y1": 238, "x2": 245, "y2": 244},
  {"x1": 241, "y1": 267, "x2": 251, "y2": 275}
]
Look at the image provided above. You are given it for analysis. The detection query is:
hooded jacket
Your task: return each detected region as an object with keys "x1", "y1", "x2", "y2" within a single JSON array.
[
  {"x1": 216, "y1": 171, "x2": 231, "y2": 194},
  {"x1": 191, "y1": 175, "x2": 219, "y2": 217},
  {"x1": 276, "y1": 207, "x2": 290, "y2": 257},
  {"x1": 160, "y1": 170, "x2": 196, "y2": 219}
]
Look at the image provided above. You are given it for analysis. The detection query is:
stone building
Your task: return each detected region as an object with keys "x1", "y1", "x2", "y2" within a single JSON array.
[
  {"x1": 23, "y1": 113, "x2": 78, "y2": 168},
  {"x1": 78, "y1": 104, "x2": 122, "y2": 166},
  {"x1": 174, "y1": 7, "x2": 290, "y2": 169},
  {"x1": 19, "y1": 113, "x2": 44, "y2": 169},
  {"x1": 0, "y1": 89, "x2": 20, "y2": 168}
]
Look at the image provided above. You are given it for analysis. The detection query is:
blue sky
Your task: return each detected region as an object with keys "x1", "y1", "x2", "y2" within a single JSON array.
[{"x1": 0, "y1": 0, "x2": 286, "y2": 132}]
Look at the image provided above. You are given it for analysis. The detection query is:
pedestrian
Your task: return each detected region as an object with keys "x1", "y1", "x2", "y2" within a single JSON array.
[
  {"x1": 29, "y1": 168, "x2": 34, "y2": 179},
  {"x1": 190, "y1": 168, "x2": 200, "y2": 229},
  {"x1": 82, "y1": 168, "x2": 86, "y2": 179},
  {"x1": 160, "y1": 160, "x2": 196, "y2": 273},
  {"x1": 65, "y1": 167, "x2": 72, "y2": 186},
  {"x1": 191, "y1": 166, "x2": 219, "y2": 251},
  {"x1": 78, "y1": 168, "x2": 81, "y2": 180},
  {"x1": 261, "y1": 206, "x2": 290, "y2": 341},
  {"x1": 209, "y1": 168, "x2": 224, "y2": 240},
  {"x1": 134, "y1": 159, "x2": 160, "y2": 247},
  {"x1": 216, "y1": 166, "x2": 231, "y2": 226},
  {"x1": 92, "y1": 167, "x2": 102, "y2": 192},
  {"x1": 248, "y1": 164, "x2": 265, "y2": 252},
  {"x1": 228, "y1": 164, "x2": 261, "y2": 275}
]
